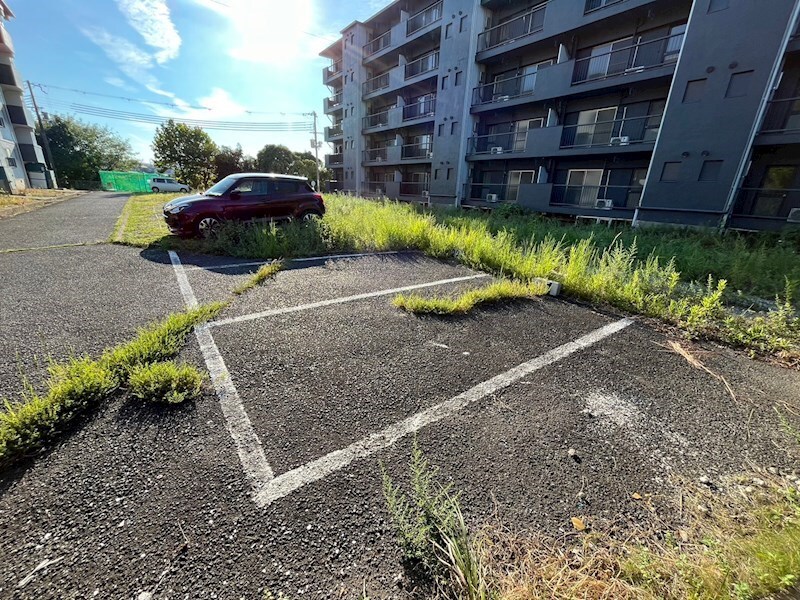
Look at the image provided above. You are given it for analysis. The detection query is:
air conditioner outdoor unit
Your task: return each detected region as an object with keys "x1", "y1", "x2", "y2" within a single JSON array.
[
  {"x1": 428, "y1": 151, "x2": 434, "y2": 158},
  {"x1": 375, "y1": 188, "x2": 383, "y2": 196},
  {"x1": 496, "y1": 95, "x2": 510, "y2": 102},
  {"x1": 610, "y1": 136, "x2": 630, "y2": 146},
  {"x1": 788, "y1": 207, "x2": 800, "y2": 223},
  {"x1": 490, "y1": 146, "x2": 504, "y2": 154},
  {"x1": 375, "y1": 156, "x2": 383, "y2": 162},
  {"x1": 595, "y1": 198, "x2": 613, "y2": 209},
  {"x1": 486, "y1": 193, "x2": 500, "y2": 202},
  {"x1": 422, "y1": 190, "x2": 430, "y2": 198}
]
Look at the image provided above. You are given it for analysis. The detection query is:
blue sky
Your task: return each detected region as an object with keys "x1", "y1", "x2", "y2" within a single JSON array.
[{"x1": 9, "y1": 0, "x2": 384, "y2": 161}]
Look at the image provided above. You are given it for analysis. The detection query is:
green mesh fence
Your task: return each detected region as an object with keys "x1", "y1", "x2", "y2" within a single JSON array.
[{"x1": 99, "y1": 171, "x2": 168, "y2": 193}]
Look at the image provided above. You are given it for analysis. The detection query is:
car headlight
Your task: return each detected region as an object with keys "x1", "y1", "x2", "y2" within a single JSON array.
[{"x1": 168, "y1": 205, "x2": 186, "y2": 214}]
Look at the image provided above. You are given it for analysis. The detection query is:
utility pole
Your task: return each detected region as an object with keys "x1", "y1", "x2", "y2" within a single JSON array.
[
  {"x1": 25, "y1": 81, "x2": 57, "y2": 187},
  {"x1": 311, "y1": 110, "x2": 321, "y2": 192}
]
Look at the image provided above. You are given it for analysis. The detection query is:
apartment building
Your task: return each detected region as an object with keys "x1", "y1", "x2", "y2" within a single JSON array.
[
  {"x1": 321, "y1": 0, "x2": 800, "y2": 231},
  {"x1": 0, "y1": 0, "x2": 52, "y2": 192}
]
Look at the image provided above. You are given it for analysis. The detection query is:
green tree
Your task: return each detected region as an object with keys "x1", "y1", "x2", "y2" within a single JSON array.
[
  {"x1": 255, "y1": 144, "x2": 295, "y2": 174},
  {"x1": 40, "y1": 115, "x2": 138, "y2": 187},
  {"x1": 152, "y1": 119, "x2": 218, "y2": 189},
  {"x1": 214, "y1": 144, "x2": 246, "y2": 179}
]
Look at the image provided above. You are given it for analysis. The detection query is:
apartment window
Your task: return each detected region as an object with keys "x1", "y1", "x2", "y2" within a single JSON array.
[
  {"x1": 584, "y1": 37, "x2": 633, "y2": 80},
  {"x1": 441, "y1": 75, "x2": 449, "y2": 90},
  {"x1": 683, "y1": 78, "x2": 707, "y2": 103},
  {"x1": 0, "y1": 117, "x2": 4, "y2": 127},
  {"x1": 664, "y1": 24, "x2": 686, "y2": 62},
  {"x1": 445, "y1": 23, "x2": 453, "y2": 38},
  {"x1": 460, "y1": 15, "x2": 468, "y2": 33},
  {"x1": 507, "y1": 170, "x2": 537, "y2": 202},
  {"x1": 450, "y1": 121, "x2": 459, "y2": 135},
  {"x1": 574, "y1": 107, "x2": 617, "y2": 146},
  {"x1": 661, "y1": 161, "x2": 682, "y2": 182},
  {"x1": 435, "y1": 168, "x2": 442, "y2": 179},
  {"x1": 699, "y1": 160, "x2": 723, "y2": 182},
  {"x1": 7, "y1": 157, "x2": 16, "y2": 167},
  {"x1": 447, "y1": 168, "x2": 453, "y2": 181},
  {"x1": 350, "y1": 72, "x2": 354, "y2": 82},
  {"x1": 455, "y1": 71, "x2": 464, "y2": 86},
  {"x1": 708, "y1": 0, "x2": 729, "y2": 12},
  {"x1": 726, "y1": 71, "x2": 754, "y2": 98}
]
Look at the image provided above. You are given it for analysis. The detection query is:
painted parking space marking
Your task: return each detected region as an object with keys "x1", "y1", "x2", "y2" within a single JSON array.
[
  {"x1": 181, "y1": 251, "x2": 404, "y2": 271},
  {"x1": 253, "y1": 318, "x2": 633, "y2": 507},
  {"x1": 168, "y1": 250, "x2": 633, "y2": 507},
  {"x1": 208, "y1": 274, "x2": 490, "y2": 328},
  {"x1": 168, "y1": 251, "x2": 274, "y2": 491}
]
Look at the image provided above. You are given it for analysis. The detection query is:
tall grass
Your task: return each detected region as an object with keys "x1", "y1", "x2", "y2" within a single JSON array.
[
  {"x1": 0, "y1": 303, "x2": 224, "y2": 468},
  {"x1": 113, "y1": 194, "x2": 800, "y2": 361},
  {"x1": 394, "y1": 279, "x2": 548, "y2": 315}
]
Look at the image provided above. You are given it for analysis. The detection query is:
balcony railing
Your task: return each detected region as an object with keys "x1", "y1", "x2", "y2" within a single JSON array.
[
  {"x1": 364, "y1": 143, "x2": 395, "y2": 162},
  {"x1": 760, "y1": 97, "x2": 800, "y2": 133},
  {"x1": 551, "y1": 184, "x2": 641, "y2": 209},
  {"x1": 325, "y1": 93, "x2": 343, "y2": 111},
  {"x1": 326, "y1": 153, "x2": 344, "y2": 166},
  {"x1": 733, "y1": 187, "x2": 800, "y2": 219},
  {"x1": 468, "y1": 132, "x2": 529, "y2": 155},
  {"x1": 405, "y1": 51, "x2": 439, "y2": 79},
  {"x1": 560, "y1": 113, "x2": 662, "y2": 148},
  {"x1": 364, "y1": 181, "x2": 393, "y2": 195},
  {"x1": 585, "y1": 0, "x2": 625, "y2": 13},
  {"x1": 363, "y1": 106, "x2": 395, "y2": 129},
  {"x1": 325, "y1": 60, "x2": 342, "y2": 78},
  {"x1": 364, "y1": 71, "x2": 391, "y2": 94},
  {"x1": 364, "y1": 30, "x2": 392, "y2": 57},
  {"x1": 326, "y1": 124, "x2": 343, "y2": 138},
  {"x1": 407, "y1": 1, "x2": 443, "y2": 36},
  {"x1": 478, "y1": 3, "x2": 546, "y2": 52},
  {"x1": 399, "y1": 181, "x2": 430, "y2": 195},
  {"x1": 401, "y1": 142, "x2": 433, "y2": 159},
  {"x1": 573, "y1": 32, "x2": 684, "y2": 84},
  {"x1": 463, "y1": 183, "x2": 515, "y2": 203},
  {"x1": 473, "y1": 71, "x2": 539, "y2": 106},
  {"x1": 403, "y1": 97, "x2": 436, "y2": 120}
]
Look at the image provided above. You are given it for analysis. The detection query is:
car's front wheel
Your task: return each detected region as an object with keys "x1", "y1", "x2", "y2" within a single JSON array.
[
  {"x1": 195, "y1": 216, "x2": 222, "y2": 238},
  {"x1": 298, "y1": 211, "x2": 322, "y2": 223},
  {"x1": 152, "y1": 186, "x2": 160, "y2": 193},
  {"x1": 180, "y1": 187, "x2": 189, "y2": 192}
]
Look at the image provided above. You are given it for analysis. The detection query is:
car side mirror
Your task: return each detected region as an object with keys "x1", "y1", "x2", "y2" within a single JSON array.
[{"x1": 229, "y1": 189, "x2": 241, "y2": 198}]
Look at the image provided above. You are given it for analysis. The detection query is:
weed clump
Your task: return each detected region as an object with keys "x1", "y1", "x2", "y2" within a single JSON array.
[
  {"x1": 128, "y1": 361, "x2": 205, "y2": 404},
  {"x1": 393, "y1": 279, "x2": 547, "y2": 315},
  {"x1": 233, "y1": 260, "x2": 283, "y2": 295}
]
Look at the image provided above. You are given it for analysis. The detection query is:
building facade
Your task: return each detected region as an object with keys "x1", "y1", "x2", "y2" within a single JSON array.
[
  {"x1": 321, "y1": 0, "x2": 800, "y2": 231},
  {"x1": 0, "y1": 0, "x2": 52, "y2": 192}
]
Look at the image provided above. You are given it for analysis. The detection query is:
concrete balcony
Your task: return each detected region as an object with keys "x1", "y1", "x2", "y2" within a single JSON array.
[
  {"x1": 362, "y1": 105, "x2": 403, "y2": 133},
  {"x1": 363, "y1": 1, "x2": 443, "y2": 66},
  {"x1": 476, "y1": 0, "x2": 662, "y2": 63},
  {"x1": 325, "y1": 153, "x2": 344, "y2": 168},
  {"x1": 363, "y1": 180, "x2": 400, "y2": 198},
  {"x1": 400, "y1": 142, "x2": 433, "y2": 162},
  {"x1": 755, "y1": 97, "x2": 800, "y2": 146},
  {"x1": 0, "y1": 62, "x2": 21, "y2": 90},
  {"x1": 324, "y1": 125, "x2": 343, "y2": 142},
  {"x1": 0, "y1": 25, "x2": 13, "y2": 56},
  {"x1": 323, "y1": 93, "x2": 343, "y2": 114},
  {"x1": 322, "y1": 60, "x2": 342, "y2": 86},
  {"x1": 363, "y1": 52, "x2": 439, "y2": 101},
  {"x1": 471, "y1": 61, "x2": 573, "y2": 113},
  {"x1": 466, "y1": 126, "x2": 563, "y2": 161},
  {"x1": 363, "y1": 143, "x2": 401, "y2": 165}
]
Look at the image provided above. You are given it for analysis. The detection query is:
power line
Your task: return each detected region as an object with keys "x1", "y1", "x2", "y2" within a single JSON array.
[{"x1": 29, "y1": 82, "x2": 309, "y2": 115}]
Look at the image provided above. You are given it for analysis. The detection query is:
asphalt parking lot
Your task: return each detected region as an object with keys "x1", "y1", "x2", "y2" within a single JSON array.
[{"x1": 1, "y1": 194, "x2": 799, "y2": 599}]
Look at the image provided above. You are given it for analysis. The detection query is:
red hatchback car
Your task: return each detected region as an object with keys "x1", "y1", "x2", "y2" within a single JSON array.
[{"x1": 163, "y1": 173, "x2": 325, "y2": 237}]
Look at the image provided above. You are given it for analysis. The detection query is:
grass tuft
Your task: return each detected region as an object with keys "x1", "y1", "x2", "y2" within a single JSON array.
[
  {"x1": 393, "y1": 279, "x2": 547, "y2": 315},
  {"x1": 128, "y1": 360, "x2": 205, "y2": 404},
  {"x1": 382, "y1": 441, "x2": 489, "y2": 599},
  {"x1": 232, "y1": 260, "x2": 284, "y2": 296},
  {"x1": 0, "y1": 303, "x2": 224, "y2": 468}
]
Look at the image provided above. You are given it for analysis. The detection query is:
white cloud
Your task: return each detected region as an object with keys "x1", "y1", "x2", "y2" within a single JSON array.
[
  {"x1": 148, "y1": 87, "x2": 246, "y2": 120},
  {"x1": 192, "y1": 0, "x2": 333, "y2": 66},
  {"x1": 115, "y1": 0, "x2": 181, "y2": 64},
  {"x1": 104, "y1": 76, "x2": 133, "y2": 90}
]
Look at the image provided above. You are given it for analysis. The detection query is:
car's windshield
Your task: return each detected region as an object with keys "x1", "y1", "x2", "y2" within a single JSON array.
[{"x1": 205, "y1": 175, "x2": 237, "y2": 196}]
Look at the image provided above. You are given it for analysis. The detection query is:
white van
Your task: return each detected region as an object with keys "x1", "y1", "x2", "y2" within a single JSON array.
[{"x1": 151, "y1": 177, "x2": 190, "y2": 193}]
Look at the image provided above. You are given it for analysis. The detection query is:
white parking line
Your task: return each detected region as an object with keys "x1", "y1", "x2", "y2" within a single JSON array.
[
  {"x1": 209, "y1": 274, "x2": 490, "y2": 328},
  {"x1": 254, "y1": 317, "x2": 633, "y2": 507},
  {"x1": 182, "y1": 251, "x2": 404, "y2": 271},
  {"x1": 168, "y1": 251, "x2": 274, "y2": 491}
]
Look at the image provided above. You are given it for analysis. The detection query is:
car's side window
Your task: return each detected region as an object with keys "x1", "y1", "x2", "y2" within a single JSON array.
[
  {"x1": 272, "y1": 181, "x2": 298, "y2": 195},
  {"x1": 231, "y1": 179, "x2": 270, "y2": 196}
]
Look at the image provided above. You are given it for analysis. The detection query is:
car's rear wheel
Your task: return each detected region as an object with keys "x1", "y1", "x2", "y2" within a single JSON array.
[
  {"x1": 298, "y1": 211, "x2": 322, "y2": 223},
  {"x1": 152, "y1": 186, "x2": 160, "y2": 193},
  {"x1": 196, "y1": 216, "x2": 222, "y2": 238},
  {"x1": 180, "y1": 187, "x2": 189, "y2": 192}
]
